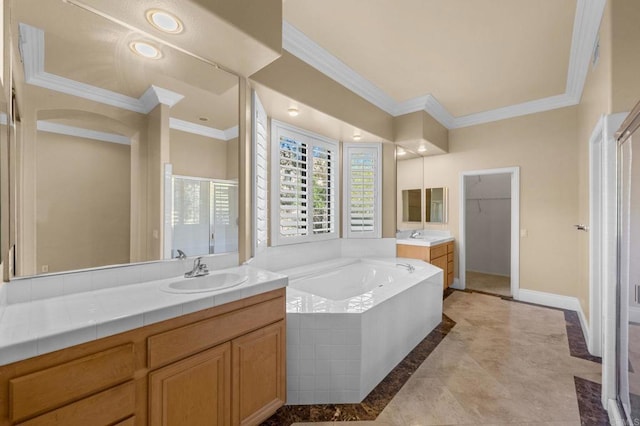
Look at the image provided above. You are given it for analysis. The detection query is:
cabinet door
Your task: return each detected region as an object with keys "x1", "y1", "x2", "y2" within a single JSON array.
[
  {"x1": 232, "y1": 321, "x2": 285, "y2": 426},
  {"x1": 431, "y1": 255, "x2": 448, "y2": 288},
  {"x1": 149, "y1": 343, "x2": 231, "y2": 426}
]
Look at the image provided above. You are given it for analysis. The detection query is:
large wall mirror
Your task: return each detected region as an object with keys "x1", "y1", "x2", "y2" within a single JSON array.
[{"x1": 9, "y1": 0, "x2": 239, "y2": 277}]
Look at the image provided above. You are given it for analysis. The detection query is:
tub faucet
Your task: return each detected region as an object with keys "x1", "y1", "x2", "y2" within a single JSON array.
[
  {"x1": 185, "y1": 257, "x2": 209, "y2": 278},
  {"x1": 410, "y1": 230, "x2": 421, "y2": 239},
  {"x1": 396, "y1": 263, "x2": 415, "y2": 273},
  {"x1": 176, "y1": 249, "x2": 187, "y2": 259}
]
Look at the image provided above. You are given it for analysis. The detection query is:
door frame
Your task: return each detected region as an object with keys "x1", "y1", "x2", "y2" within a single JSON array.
[{"x1": 458, "y1": 167, "x2": 520, "y2": 298}]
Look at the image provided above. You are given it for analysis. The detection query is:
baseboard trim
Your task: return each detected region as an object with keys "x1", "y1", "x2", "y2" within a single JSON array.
[
  {"x1": 450, "y1": 278, "x2": 463, "y2": 290},
  {"x1": 517, "y1": 289, "x2": 591, "y2": 352},
  {"x1": 607, "y1": 398, "x2": 625, "y2": 425},
  {"x1": 630, "y1": 306, "x2": 640, "y2": 323}
]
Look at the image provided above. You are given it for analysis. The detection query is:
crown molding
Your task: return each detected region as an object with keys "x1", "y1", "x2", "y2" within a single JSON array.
[
  {"x1": 282, "y1": 21, "x2": 397, "y2": 115},
  {"x1": 19, "y1": 23, "x2": 184, "y2": 114},
  {"x1": 37, "y1": 121, "x2": 131, "y2": 145},
  {"x1": 169, "y1": 118, "x2": 238, "y2": 141},
  {"x1": 282, "y1": 0, "x2": 606, "y2": 129}
]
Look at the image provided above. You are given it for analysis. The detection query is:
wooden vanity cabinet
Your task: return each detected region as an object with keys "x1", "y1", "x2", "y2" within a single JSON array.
[
  {"x1": 0, "y1": 288, "x2": 286, "y2": 426},
  {"x1": 397, "y1": 241, "x2": 455, "y2": 288}
]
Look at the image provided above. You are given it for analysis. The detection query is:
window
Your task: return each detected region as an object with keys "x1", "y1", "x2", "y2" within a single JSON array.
[
  {"x1": 270, "y1": 120, "x2": 339, "y2": 246},
  {"x1": 252, "y1": 91, "x2": 268, "y2": 253},
  {"x1": 343, "y1": 143, "x2": 382, "y2": 238}
]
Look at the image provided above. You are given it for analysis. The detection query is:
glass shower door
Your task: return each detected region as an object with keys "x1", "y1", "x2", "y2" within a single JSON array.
[{"x1": 618, "y1": 129, "x2": 640, "y2": 425}]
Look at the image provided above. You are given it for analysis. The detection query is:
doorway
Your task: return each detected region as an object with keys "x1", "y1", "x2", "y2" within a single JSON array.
[{"x1": 459, "y1": 167, "x2": 520, "y2": 298}]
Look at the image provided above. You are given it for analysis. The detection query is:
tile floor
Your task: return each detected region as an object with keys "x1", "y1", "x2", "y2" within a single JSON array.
[
  {"x1": 276, "y1": 291, "x2": 607, "y2": 426},
  {"x1": 465, "y1": 271, "x2": 511, "y2": 297}
]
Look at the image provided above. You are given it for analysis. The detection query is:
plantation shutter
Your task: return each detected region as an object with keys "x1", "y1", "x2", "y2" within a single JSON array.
[
  {"x1": 278, "y1": 136, "x2": 309, "y2": 238},
  {"x1": 252, "y1": 91, "x2": 268, "y2": 252},
  {"x1": 343, "y1": 143, "x2": 382, "y2": 238},
  {"x1": 270, "y1": 120, "x2": 339, "y2": 246}
]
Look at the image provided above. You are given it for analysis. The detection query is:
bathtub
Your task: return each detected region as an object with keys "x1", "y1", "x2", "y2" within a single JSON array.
[{"x1": 284, "y1": 257, "x2": 443, "y2": 405}]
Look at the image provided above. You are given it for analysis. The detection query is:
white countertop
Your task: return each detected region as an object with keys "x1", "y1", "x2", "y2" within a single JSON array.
[
  {"x1": 0, "y1": 266, "x2": 287, "y2": 366},
  {"x1": 396, "y1": 236, "x2": 454, "y2": 247}
]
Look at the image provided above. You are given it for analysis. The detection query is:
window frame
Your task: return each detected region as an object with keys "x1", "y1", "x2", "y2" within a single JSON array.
[
  {"x1": 342, "y1": 142, "x2": 382, "y2": 239},
  {"x1": 270, "y1": 120, "x2": 340, "y2": 246}
]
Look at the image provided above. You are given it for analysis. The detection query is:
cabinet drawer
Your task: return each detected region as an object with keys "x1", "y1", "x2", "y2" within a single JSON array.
[
  {"x1": 448, "y1": 261, "x2": 453, "y2": 273},
  {"x1": 447, "y1": 272, "x2": 454, "y2": 286},
  {"x1": 429, "y1": 244, "x2": 447, "y2": 260},
  {"x1": 114, "y1": 417, "x2": 136, "y2": 426},
  {"x1": 148, "y1": 296, "x2": 284, "y2": 369},
  {"x1": 447, "y1": 242, "x2": 454, "y2": 254},
  {"x1": 16, "y1": 381, "x2": 135, "y2": 426},
  {"x1": 447, "y1": 252, "x2": 453, "y2": 263},
  {"x1": 10, "y1": 344, "x2": 135, "y2": 422}
]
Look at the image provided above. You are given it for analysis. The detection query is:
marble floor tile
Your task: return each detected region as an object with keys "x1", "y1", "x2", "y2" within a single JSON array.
[
  {"x1": 465, "y1": 271, "x2": 511, "y2": 296},
  {"x1": 263, "y1": 291, "x2": 607, "y2": 426}
]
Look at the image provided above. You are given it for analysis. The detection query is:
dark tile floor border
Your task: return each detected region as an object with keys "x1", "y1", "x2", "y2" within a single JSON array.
[
  {"x1": 260, "y1": 314, "x2": 457, "y2": 425},
  {"x1": 574, "y1": 377, "x2": 611, "y2": 425}
]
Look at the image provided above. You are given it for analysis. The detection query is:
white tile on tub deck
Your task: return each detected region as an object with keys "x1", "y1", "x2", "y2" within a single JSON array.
[
  {"x1": 315, "y1": 375, "x2": 330, "y2": 391},
  {"x1": 287, "y1": 375, "x2": 300, "y2": 392},
  {"x1": 346, "y1": 345, "x2": 362, "y2": 360},
  {"x1": 30, "y1": 275, "x2": 64, "y2": 301},
  {"x1": 330, "y1": 329, "x2": 347, "y2": 345},
  {"x1": 330, "y1": 359, "x2": 347, "y2": 375},
  {"x1": 314, "y1": 390, "x2": 330, "y2": 404},
  {"x1": 287, "y1": 326, "x2": 301, "y2": 346},
  {"x1": 62, "y1": 273, "x2": 93, "y2": 296},
  {"x1": 330, "y1": 345, "x2": 347, "y2": 360},
  {"x1": 96, "y1": 314, "x2": 144, "y2": 339},
  {"x1": 299, "y1": 375, "x2": 315, "y2": 392},
  {"x1": 287, "y1": 313, "x2": 301, "y2": 329},
  {"x1": 7, "y1": 279, "x2": 31, "y2": 304},
  {"x1": 288, "y1": 358, "x2": 301, "y2": 376},
  {"x1": 300, "y1": 330, "x2": 314, "y2": 345},
  {"x1": 298, "y1": 391, "x2": 316, "y2": 405},
  {"x1": 286, "y1": 390, "x2": 299, "y2": 405},
  {"x1": 345, "y1": 375, "x2": 361, "y2": 391},
  {"x1": 314, "y1": 329, "x2": 331, "y2": 345},
  {"x1": 315, "y1": 360, "x2": 331, "y2": 376},
  {"x1": 315, "y1": 344, "x2": 332, "y2": 360},
  {"x1": 299, "y1": 358, "x2": 314, "y2": 375},
  {"x1": 287, "y1": 343, "x2": 300, "y2": 360},
  {"x1": 299, "y1": 344, "x2": 314, "y2": 360},
  {"x1": 300, "y1": 314, "x2": 315, "y2": 330}
]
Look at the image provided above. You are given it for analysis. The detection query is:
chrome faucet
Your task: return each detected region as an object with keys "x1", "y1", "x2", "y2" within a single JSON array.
[
  {"x1": 396, "y1": 263, "x2": 415, "y2": 273},
  {"x1": 185, "y1": 257, "x2": 209, "y2": 278},
  {"x1": 176, "y1": 249, "x2": 187, "y2": 259},
  {"x1": 410, "y1": 230, "x2": 421, "y2": 239}
]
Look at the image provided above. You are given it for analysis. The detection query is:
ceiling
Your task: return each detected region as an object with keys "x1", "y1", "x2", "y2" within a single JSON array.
[
  {"x1": 283, "y1": 0, "x2": 605, "y2": 129},
  {"x1": 13, "y1": 0, "x2": 239, "y2": 136}
]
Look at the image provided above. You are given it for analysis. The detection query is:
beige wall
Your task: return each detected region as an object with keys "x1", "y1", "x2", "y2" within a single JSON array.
[
  {"x1": 226, "y1": 137, "x2": 239, "y2": 181},
  {"x1": 418, "y1": 107, "x2": 582, "y2": 300},
  {"x1": 394, "y1": 111, "x2": 449, "y2": 153},
  {"x1": 36, "y1": 132, "x2": 130, "y2": 273},
  {"x1": 170, "y1": 130, "x2": 229, "y2": 180},
  {"x1": 576, "y1": 1, "x2": 613, "y2": 318},
  {"x1": 251, "y1": 52, "x2": 395, "y2": 142},
  {"x1": 611, "y1": 0, "x2": 640, "y2": 113}
]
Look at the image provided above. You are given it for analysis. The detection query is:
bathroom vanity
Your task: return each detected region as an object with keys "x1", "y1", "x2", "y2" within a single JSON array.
[
  {"x1": 0, "y1": 269, "x2": 287, "y2": 426},
  {"x1": 397, "y1": 237, "x2": 454, "y2": 288}
]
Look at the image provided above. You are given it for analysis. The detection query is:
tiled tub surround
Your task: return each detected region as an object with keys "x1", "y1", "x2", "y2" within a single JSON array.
[
  {"x1": 285, "y1": 258, "x2": 443, "y2": 405},
  {"x1": 0, "y1": 262, "x2": 287, "y2": 365}
]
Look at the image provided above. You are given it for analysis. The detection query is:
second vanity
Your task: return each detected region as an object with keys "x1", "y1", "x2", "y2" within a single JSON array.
[
  {"x1": 0, "y1": 265, "x2": 287, "y2": 426},
  {"x1": 396, "y1": 232, "x2": 454, "y2": 288}
]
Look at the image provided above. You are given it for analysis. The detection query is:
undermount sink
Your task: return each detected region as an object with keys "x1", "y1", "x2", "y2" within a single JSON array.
[{"x1": 161, "y1": 273, "x2": 248, "y2": 294}]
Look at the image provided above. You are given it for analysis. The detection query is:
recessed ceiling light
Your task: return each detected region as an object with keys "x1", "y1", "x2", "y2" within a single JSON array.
[
  {"x1": 146, "y1": 9, "x2": 184, "y2": 34},
  {"x1": 397, "y1": 148, "x2": 406, "y2": 156},
  {"x1": 353, "y1": 133, "x2": 362, "y2": 141},
  {"x1": 288, "y1": 107, "x2": 299, "y2": 117},
  {"x1": 198, "y1": 117, "x2": 209, "y2": 122},
  {"x1": 130, "y1": 41, "x2": 161, "y2": 59},
  {"x1": 417, "y1": 145, "x2": 427, "y2": 153}
]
